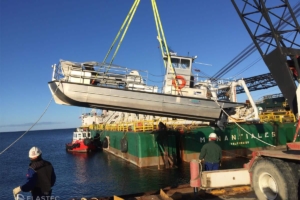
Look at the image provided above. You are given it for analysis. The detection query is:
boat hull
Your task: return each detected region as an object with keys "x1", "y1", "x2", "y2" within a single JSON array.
[
  {"x1": 66, "y1": 140, "x2": 101, "y2": 153},
  {"x1": 48, "y1": 81, "x2": 244, "y2": 122}
]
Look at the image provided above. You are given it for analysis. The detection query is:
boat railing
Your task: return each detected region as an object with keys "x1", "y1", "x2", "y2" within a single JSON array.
[
  {"x1": 52, "y1": 60, "x2": 154, "y2": 90},
  {"x1": 88, "y1": 111, "x2": 296, "y2": 132},
  {"x1": 259, "y1": 110, "x2": 296, "y2": 123},
  {"x1": 88, "y1": 119, "x2": 209, "y2": 133}
]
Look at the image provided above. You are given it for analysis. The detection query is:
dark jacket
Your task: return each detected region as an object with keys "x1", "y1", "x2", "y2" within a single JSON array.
[
  {"x1": 199, "y1": 141, "x2": 222, "y2": 163},
  {"x1": 21, "y1": 158, "x2": 56, "y2": 195}
]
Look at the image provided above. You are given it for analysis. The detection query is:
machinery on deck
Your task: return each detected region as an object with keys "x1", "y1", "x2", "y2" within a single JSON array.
[
  {"x1": 190, "y1": 1, "x2": 300, "y2": 200},
  {"x1": 232, "y1": 1, "x2": 300, "y2": 199}
]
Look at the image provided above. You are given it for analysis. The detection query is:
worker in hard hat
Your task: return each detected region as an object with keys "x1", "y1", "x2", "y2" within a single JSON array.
[
  {"x1": 199, "y1": 133, "x2": 222, "y2": 171},
  {"x1": 13, "y1": 147, "x2": 56, "y2": 200}
]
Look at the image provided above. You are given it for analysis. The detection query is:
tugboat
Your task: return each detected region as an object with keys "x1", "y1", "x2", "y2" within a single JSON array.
[{"x1": 66, "y1": 127, "x2": 102, "y2": 152}]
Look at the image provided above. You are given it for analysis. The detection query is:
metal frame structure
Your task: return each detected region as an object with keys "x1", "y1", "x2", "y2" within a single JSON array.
[
  {"x1": 231, "y1": 0, "x2": 300, "y2": 116},
  {"x1": 218, "y1": 73, "x2": 277, "y2": 99}
]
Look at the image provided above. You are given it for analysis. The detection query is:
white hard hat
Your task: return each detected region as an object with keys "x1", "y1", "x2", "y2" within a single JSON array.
[
  {"x1": 209, "y1": 133, "x2": 217, "y2": 139},
  {"x1": 29, "y1": 147, "x2": 42, "y2": 158}
]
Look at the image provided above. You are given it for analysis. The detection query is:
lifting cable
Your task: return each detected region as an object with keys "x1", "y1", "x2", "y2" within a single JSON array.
[
  {"x1": 231, "y1": 57, "x2": 261, "y2": 79},
  {"x1": 0, "y1": 81, "x2": 62, "y2": 155},
  {"x1": 212, "y1": 2, "x2": 300, "y2": 80},
  {"x1": 102, "y1": 0, "x2": 140, "y2": 74},
  {"x1": 232, "y1": 6, "x2": 300, "y2": 79},
  {"x1": 151, "y1": 0, "x2": 182, "y2": 95},
  {"x1": 211, "y1": 2, "x2": 300, "y2": 81}
]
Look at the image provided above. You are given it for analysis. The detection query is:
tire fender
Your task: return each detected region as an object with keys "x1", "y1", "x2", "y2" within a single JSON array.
[
  {"x1": 102, "y1": 137, "x2": 109, "y2": 149},
  {"x1": 83, "y1": 138, "x2": 91, "y2": 146},
  {"x1": 120, "y1": 138, "x2": 128, "y2": 153}
]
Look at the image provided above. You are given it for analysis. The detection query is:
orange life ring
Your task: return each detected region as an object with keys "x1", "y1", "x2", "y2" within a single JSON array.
[{"x1": 172, "y1": 75, "x2": 186, "y2": 90}]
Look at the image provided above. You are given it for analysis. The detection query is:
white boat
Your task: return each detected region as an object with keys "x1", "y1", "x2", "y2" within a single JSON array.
[{"x1": 48, "y1": 54, "x2": 259, "y2": 129}]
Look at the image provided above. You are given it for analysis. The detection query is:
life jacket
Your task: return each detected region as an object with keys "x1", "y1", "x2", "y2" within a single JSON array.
[{"x1": 30, "y1": 159, "x2": 55, "y2": 194}]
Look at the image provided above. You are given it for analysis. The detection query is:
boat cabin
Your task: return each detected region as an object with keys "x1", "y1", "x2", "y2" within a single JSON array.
[
  {"x1": 72, "y1": 127, "x2": 92, "y2": 142},
  {"x1": 162, "y1": 54, "x2": 211, "y2": 98}
]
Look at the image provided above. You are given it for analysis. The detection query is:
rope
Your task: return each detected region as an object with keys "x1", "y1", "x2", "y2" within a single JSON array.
[
  {"x1": 148, "y1": 72, "x2": 165, "y2": 77},
  {"x1": 122, "y1": 131, "x2": 128, "y2": 139},
  {"x1": 147, "y1": 78, "x2": 164, "y2": 83},
  {"x1": 212, "y1": 97, "x2": 276, "y2": 147},
  {"x1": 0, "y1": 81, "x2": 61, "y2": 155}
]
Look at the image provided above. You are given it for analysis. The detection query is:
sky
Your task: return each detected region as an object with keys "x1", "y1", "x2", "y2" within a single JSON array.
[{"x1": 0, "y1": 0, "x2": 299, "y2": 132}]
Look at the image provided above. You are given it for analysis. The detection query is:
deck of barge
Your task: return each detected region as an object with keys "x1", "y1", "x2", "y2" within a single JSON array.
[{"x1": 74, "y1": 184, "x2": 258, "y2": 200}]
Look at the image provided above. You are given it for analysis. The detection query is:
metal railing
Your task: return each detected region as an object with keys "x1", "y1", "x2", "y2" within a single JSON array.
[
  {"x1": 259, "y1": 111, "x2": 296, "y2": 123},
  {"x1": 52, "y1": 60, "x2": 153, "y2": 89},
  {"x1": 88, "y1": 119, "x2": 209, "y2": 132},
  {"x1": 88, "y1": 111, "x2": 296, "y2": 133}
]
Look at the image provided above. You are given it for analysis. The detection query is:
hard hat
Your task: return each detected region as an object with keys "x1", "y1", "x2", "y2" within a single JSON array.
[
  {"x1": 209, "y1": 133, "x2": 217, "y2": 139},
  {"x1": 29, "y1": 147, "x2": 42, "y2": 158}
]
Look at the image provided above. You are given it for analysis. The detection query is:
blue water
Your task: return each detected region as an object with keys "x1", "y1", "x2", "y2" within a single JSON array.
[
  {"x1": 0, "y1": 129, "x2": 249, "y2": 200},
  {"x1": 0, "y1": 129, "x2": 192, "y2": 200}
]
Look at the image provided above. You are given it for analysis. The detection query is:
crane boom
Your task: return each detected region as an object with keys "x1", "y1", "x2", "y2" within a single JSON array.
[
  {"x1": 231, "y1": 0, "x2": 300, "y2": 116},
  {"x1": 218, "y1": 73, "x2": 277, "y2": 99}
]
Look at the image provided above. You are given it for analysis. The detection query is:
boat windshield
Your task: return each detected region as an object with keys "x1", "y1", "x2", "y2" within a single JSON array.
[{"x1": 171, "y1": 58, "x2": 190, "y2": 69}]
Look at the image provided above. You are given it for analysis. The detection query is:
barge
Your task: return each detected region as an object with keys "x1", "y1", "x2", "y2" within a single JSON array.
[
  {"x1": 84, "y1": 113, "x2": 297, "y2": 168},
  {"x1": 49, "y1": 54, "x2": 297, "y2": 168}
]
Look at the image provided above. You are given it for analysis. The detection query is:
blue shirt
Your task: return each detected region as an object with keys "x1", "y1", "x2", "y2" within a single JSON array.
[{"x1": 21, "y1": 168, "x2": 38, "y2": 192}]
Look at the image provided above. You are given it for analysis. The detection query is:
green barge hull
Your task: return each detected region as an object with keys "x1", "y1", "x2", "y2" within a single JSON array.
[{"x1": 94, "y1": 122, "x2": 297, "y2": 168}]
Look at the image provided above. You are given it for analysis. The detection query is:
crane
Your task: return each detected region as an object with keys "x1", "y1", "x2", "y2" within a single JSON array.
[
  {"x1": 218, "y1": 72, "x2": 276, "y2": 99},
  {"x1": 189, "y1": 2, "x2": 300, "y2": 200},
  {"x1": 232, "y1": 0, "x2": 300, "y2": 117},
  {"x1": 228, "y1": 1, "x2": 300, "y2": 199},
  {"x1": 211, "y1": 2, "x2": 300, "y2": 82}
]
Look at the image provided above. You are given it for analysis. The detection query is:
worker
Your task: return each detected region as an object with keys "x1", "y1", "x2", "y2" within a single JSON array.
[
  {"x1": 13, "y1": 147, "x2": 56, "y2": 200},
  {"x1": 199, "y1": 133, "x2": 222, "y2": 171}
]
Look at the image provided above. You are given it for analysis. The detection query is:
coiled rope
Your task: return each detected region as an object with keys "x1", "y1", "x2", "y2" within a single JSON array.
[{"x1": 0, "y1": 81, "x2": 61, "y2": 155}]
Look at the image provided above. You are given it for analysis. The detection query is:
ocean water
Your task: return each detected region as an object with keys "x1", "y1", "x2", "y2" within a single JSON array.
[
  {"x1": 0, "y1": 128, "x2": 249, "y2": 200},
  {"x1": 0, "y1": 129, "x2": 193, "y2": 200}
]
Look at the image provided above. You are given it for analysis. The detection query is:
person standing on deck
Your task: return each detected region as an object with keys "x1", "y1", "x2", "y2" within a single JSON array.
[
  {"x1": 13, "y1": 147, "x2": 56, "y2": 200},
  {"x1": 199, "y1": 133, "x2": 222, "y2": 171}
]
